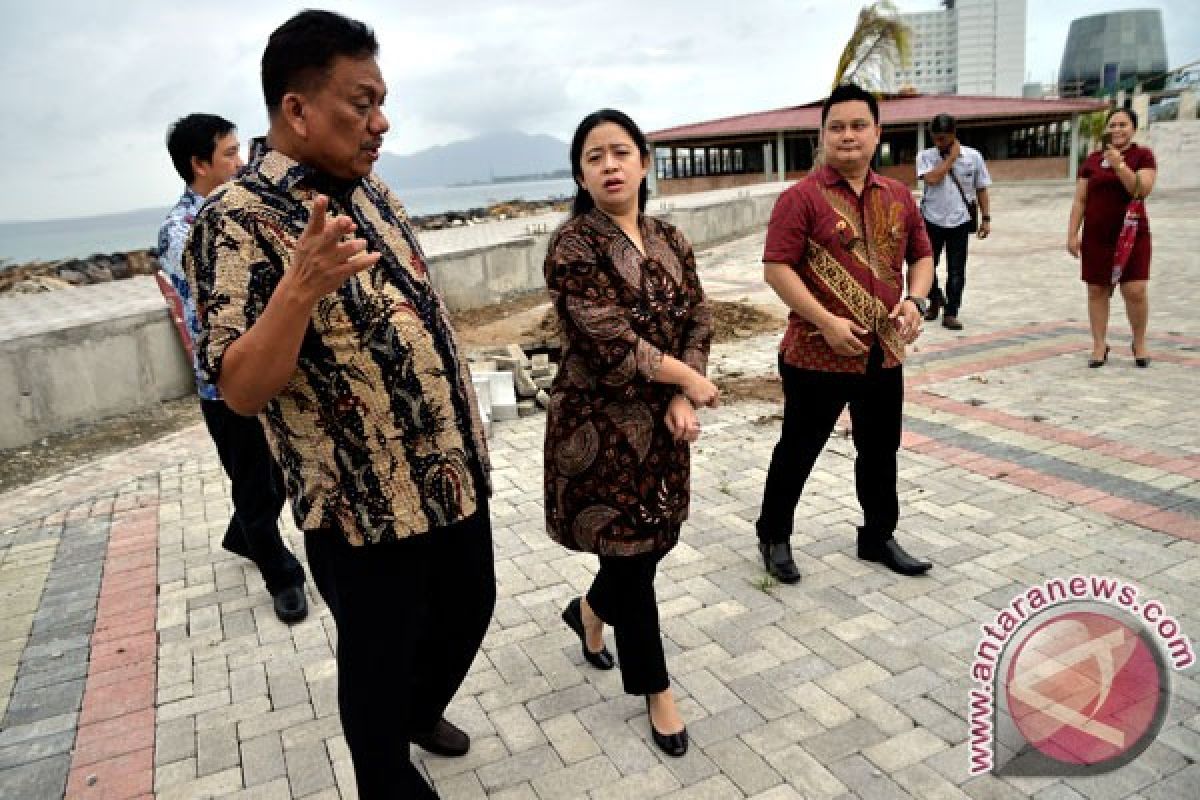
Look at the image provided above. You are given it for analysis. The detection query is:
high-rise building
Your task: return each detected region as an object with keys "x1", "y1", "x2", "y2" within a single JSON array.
[
  {"x1": 894, "y1": 0, "x2": 1027, "y2": 97},
  {"x1": 1058, "y1": 11, "x2": 1167, "y2": 97}
]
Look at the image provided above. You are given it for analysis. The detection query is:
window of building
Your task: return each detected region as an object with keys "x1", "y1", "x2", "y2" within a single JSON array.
[
  {"x1": 733, "y1": 148, "x2": 744, "y2": 172},
  {"x1": 710, "y1": 147, "x2": 722, "y2": 175},
  {"x1": 693, "y1": 148, "x2": 707, "y2": 177},
  {"x1": 676, "y1": 148, "x2": 692, "y2": 178},
  {"x1": 655, "y1": 147, "x2": 674, "y2": 180},
  {"x1": 722, "y1": 148, "x2": 732, "y2": 173}
]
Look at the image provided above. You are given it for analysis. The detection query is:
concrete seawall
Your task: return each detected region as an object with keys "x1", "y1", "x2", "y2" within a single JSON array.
[{"x1": 0, "y1": 186, "x2": 785, "y2": 450}]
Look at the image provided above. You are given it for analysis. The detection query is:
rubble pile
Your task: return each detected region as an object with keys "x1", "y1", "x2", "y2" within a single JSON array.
[{"x1": 468, "y1": 343, "x2": 558, "y2": 436}]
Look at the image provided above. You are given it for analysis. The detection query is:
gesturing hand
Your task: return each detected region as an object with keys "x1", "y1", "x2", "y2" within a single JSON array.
[{"x1": 290, "y1": 195, "x2": 382, "y2": 303}]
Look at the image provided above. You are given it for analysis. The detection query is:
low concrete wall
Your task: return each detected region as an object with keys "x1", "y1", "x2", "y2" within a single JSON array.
[
  {"x1": 427, "y1": 188, "x2": 785, "y2": 310},
  {"x1": 0, "y1": 296, "x2": 194, "y2": 450},
  {"x1": 0, "y1": 188, "x2": 787, "y2": 449}
]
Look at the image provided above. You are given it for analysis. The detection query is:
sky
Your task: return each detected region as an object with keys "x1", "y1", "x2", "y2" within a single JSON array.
[{"x1": 1, "y1": 0, "x2": 1195, "y2": 222}]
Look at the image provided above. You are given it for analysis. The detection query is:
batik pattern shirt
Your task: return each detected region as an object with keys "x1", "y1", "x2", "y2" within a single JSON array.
[
  {"x1": 543, "y1": 210, "x2": 713, "y2": 556},
  {"x1": 184, "y1": 149, "x2": 490, "y2": 545},
  {"x1": 158, "y1": 187, "x2": 218, "y2": 400},
  {"x1": 763, "y1": 165, "x2": 932, "y2": 373}
]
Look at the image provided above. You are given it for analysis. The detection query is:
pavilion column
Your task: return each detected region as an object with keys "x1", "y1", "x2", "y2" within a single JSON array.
[
  {"x1": 776, "y1": 131, "x2": 786, "y2": 182},
  {"x1": 1068, "y1": 113, "x2": 1081, "y2": 182}
]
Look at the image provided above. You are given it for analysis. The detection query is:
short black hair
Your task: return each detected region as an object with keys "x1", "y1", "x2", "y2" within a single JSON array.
[
  {"x1": 165, "y1": 113, "x2": 236, "y2": 184},
  {"x1": 568, "y1": 109, "x2": 651, "y2": 217},
  {"x1": 261, "y1": 10, "x2": 379, "y2": 113},
  {"x1": 1107, "y1": 106, "x2": 1138, "y2": 130},
  {"x1": 822, "y1": 83, "x2": 880, "y2": 126},
  {"x1": 930, "y1": 113, "x2": 956, "y2": 134}
]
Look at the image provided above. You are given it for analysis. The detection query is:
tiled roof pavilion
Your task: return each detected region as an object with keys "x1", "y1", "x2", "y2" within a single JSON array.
[
  {"x1": 648, "y1": 93, "x2": 1109, "y2": 141},
  {"x1": 645, "y1": 93, "x2": 1112, "y2": 193}
]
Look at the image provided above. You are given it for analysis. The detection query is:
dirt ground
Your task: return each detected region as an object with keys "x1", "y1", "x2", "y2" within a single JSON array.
[
  {"x1": 0, "y1": 397, "x2": 203, "y2": 493},
  {"x1": 1, "y1": 298, "x2": 783, "y2": 492},
  {"x1": 454, "y1": 296, "x2": 782, "y2": 352}
]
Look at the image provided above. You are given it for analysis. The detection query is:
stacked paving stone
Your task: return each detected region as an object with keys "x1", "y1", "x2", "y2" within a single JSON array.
[{"x1": 469, "y1": 344, "x2": 558, "y2": 436}]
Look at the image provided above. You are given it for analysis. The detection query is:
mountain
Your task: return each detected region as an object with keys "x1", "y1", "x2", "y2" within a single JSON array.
[{"x1": 375, "y1": 131, "x2": 569, "y2": 190}]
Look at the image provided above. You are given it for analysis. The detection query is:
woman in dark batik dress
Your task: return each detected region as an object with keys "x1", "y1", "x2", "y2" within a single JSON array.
[{"x1": 544, "y1": 109, "x2": 717, "y2": 757}]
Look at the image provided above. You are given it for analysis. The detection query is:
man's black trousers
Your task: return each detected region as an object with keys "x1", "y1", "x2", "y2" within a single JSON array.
[
  {"x1": 924, "y1": 219, "x2": 972, "y2": 317},
  {"x1": 199, "y1": 399, "x2": 305, "y2": 593},
  {"x1": 756, "y1": 347, "x2": 903, "y2": 546},
  {"x1": 304, "y1": 499, "x2": 495, "y2": 799}
]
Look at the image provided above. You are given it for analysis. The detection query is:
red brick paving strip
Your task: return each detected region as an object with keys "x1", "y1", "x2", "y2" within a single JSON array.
[
  {"x1": 902, "y1": 431, "x2": 1200, "y2": 543},
  {"x1": 65, "y1": 506, "x2": 158, "y2": 799}
]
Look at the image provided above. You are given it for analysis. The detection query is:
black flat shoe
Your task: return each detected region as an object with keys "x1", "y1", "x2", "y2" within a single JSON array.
[
  {"x1": 412, "y1": 717, "x2": 470, "y2": 757},
  {"x1": 646, "y1": 697, "x2": 688, "y2": 757},
  {"x1": 758, "y1": 540, "x2": 801, "y2": 584},
  {"x1": 1132, "y1": 345, "x2": 1150, "y2": 368},
  {"x1": 858, "y1": 538, "x2": 932, "y2": 576},
  {"x1": 562, "y1": 597, "x2": 615, "y2": 670},
  {"x1": 1088, "y1": 345, "x2": 1110, "y2": 368},
  {"x1": 271, "y1": 584, "x2": 308, "y2": 624}
]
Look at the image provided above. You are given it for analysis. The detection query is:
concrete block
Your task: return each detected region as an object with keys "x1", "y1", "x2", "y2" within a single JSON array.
[
  {"x1": 518, "y1": 400, "x2": 537, "y2": 418},
  {"x1": 476, "y1": 370, "x2": 518, "y2": 421},
  {"x1": 535, "y1": 389, "x2": 550, "y2": 409},
  {"x1": 530, "y1": 353, "x2": 549, "y2": 370},
  {"x1": 514, "y1": 368, "x2": 538, "y2": 398},
  {"x1": 506, "y1": 343, "x2": 531, "y2": 369},
  {"x1": 534, "y1": 375, "x2": 554, "y2": 390}
]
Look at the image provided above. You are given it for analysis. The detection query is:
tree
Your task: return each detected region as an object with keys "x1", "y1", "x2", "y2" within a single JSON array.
[{"x1": 831, "y1": 1, "x2": 912, "y2": 92}]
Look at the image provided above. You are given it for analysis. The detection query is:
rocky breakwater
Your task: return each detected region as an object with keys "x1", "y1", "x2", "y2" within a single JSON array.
[{"x1": 0, "y1": 249, "x2": 160, "y2": 294}]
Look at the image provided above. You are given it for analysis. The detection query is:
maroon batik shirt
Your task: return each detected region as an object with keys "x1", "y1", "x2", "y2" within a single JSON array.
[{"x1": 763, "y1": 164, "x2": 932, "y2": 373}]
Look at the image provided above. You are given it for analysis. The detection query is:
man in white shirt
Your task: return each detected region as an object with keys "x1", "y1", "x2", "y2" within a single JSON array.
[{"x1": 916, "y1": 113, "x2": 992, "y2": 330}]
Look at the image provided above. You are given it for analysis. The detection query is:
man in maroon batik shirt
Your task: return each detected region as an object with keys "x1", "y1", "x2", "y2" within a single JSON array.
[{"x1": 755, "y1": 83, "x2": 935, "y2": 585}]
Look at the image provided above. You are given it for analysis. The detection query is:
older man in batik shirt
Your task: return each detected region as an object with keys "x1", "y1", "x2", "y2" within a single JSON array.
[{"x1": 184, "y1": 12, "x2": 493, "y2": 800}]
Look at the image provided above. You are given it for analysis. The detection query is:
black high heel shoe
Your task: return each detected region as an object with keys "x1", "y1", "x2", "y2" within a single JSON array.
[
  {"x1": 1132, "y1": 344, "x2": 1150, "y2": 368},
  {"x1": 1088, "y1": 345, "x2": 1110, "y2": 368},
  {"x1": 561, "y1": 597, "x2": 614, "y2": 670},
  {"x1": 646, "y1": 697, "x2": 688, "y2": 757}
]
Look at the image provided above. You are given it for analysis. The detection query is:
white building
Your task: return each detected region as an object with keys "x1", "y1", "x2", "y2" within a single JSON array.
[{"x1": 894, "y1": 0, "x2": 1026, "y2": 97}]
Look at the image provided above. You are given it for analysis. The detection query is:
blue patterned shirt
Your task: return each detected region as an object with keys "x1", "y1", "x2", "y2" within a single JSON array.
[{"x1": 157, "y1": 187, "x2": 219, "y2": 400}]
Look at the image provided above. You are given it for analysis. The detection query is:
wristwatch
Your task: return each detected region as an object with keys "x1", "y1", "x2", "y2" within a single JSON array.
[{"x1": 904, "y1": 295, "x2": 929, "y2": 315}]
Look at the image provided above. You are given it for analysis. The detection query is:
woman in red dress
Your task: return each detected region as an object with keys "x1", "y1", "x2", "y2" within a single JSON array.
[{"x1": 1067, "y1": 108, "x2": 1158, "y2": 367}]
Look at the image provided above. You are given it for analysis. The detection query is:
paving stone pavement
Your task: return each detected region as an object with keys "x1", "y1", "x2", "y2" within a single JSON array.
[{"x1": 1, "y1": 184, "x2": 1198, "y2": 799}]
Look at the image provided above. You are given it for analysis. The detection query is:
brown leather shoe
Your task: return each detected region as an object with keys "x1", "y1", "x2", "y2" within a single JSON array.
[
  {"x1": 942, "y1": 315, "x2": 963, "y2": 331},
  {"x1": 412, "y1": 718, "x2": 470, "y2": 757}
]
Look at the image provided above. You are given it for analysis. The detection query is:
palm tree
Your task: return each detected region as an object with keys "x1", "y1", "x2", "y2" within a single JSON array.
[{"x1": 831, "y1": 1, "x2": 912, "y2": 92}]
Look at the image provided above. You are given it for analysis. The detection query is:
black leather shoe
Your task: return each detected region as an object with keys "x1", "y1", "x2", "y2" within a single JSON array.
[
  {"x1": 858, "y1": 538, "x2": 932, "y2": 576},
  {"x1": 271, "y1": 585, "x2": 308, "y2": 624},
  {"x1": 561, "y1": 597, "x2": 615, "y2": 670},
  {"x1": 758, "y1": 540, "x2": 801, "y2": 584},
  {"x1": 923, "y1": 298, "x2": 941, "y2": 321},
  {"x1": 412, "y1": 717, "x2": 470, "y2": 757},
  {"x1": 646, "y1": 697, "x2": 688, "y2": 757},
  {"x1": 942, "y1": 315, "x2": 963, "y2": 331},
  {"x1": 1132, "y1": 345, "x2": 1150, "y2": 368}
]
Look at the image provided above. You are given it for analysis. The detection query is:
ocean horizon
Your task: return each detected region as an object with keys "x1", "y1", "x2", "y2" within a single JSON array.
[{"x1": 0, "y1": 177, "x2": 576, "y2": 265}]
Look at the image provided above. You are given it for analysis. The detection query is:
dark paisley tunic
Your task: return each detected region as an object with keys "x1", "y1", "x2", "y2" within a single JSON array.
[{"x1": 543, "y1": 209, "x2": 713, "y2": 556}]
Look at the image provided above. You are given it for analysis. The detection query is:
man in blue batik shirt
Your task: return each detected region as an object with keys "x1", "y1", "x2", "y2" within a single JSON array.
[{"x1": 158, "y1": 113, "x2": 307, "y2": 623}]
